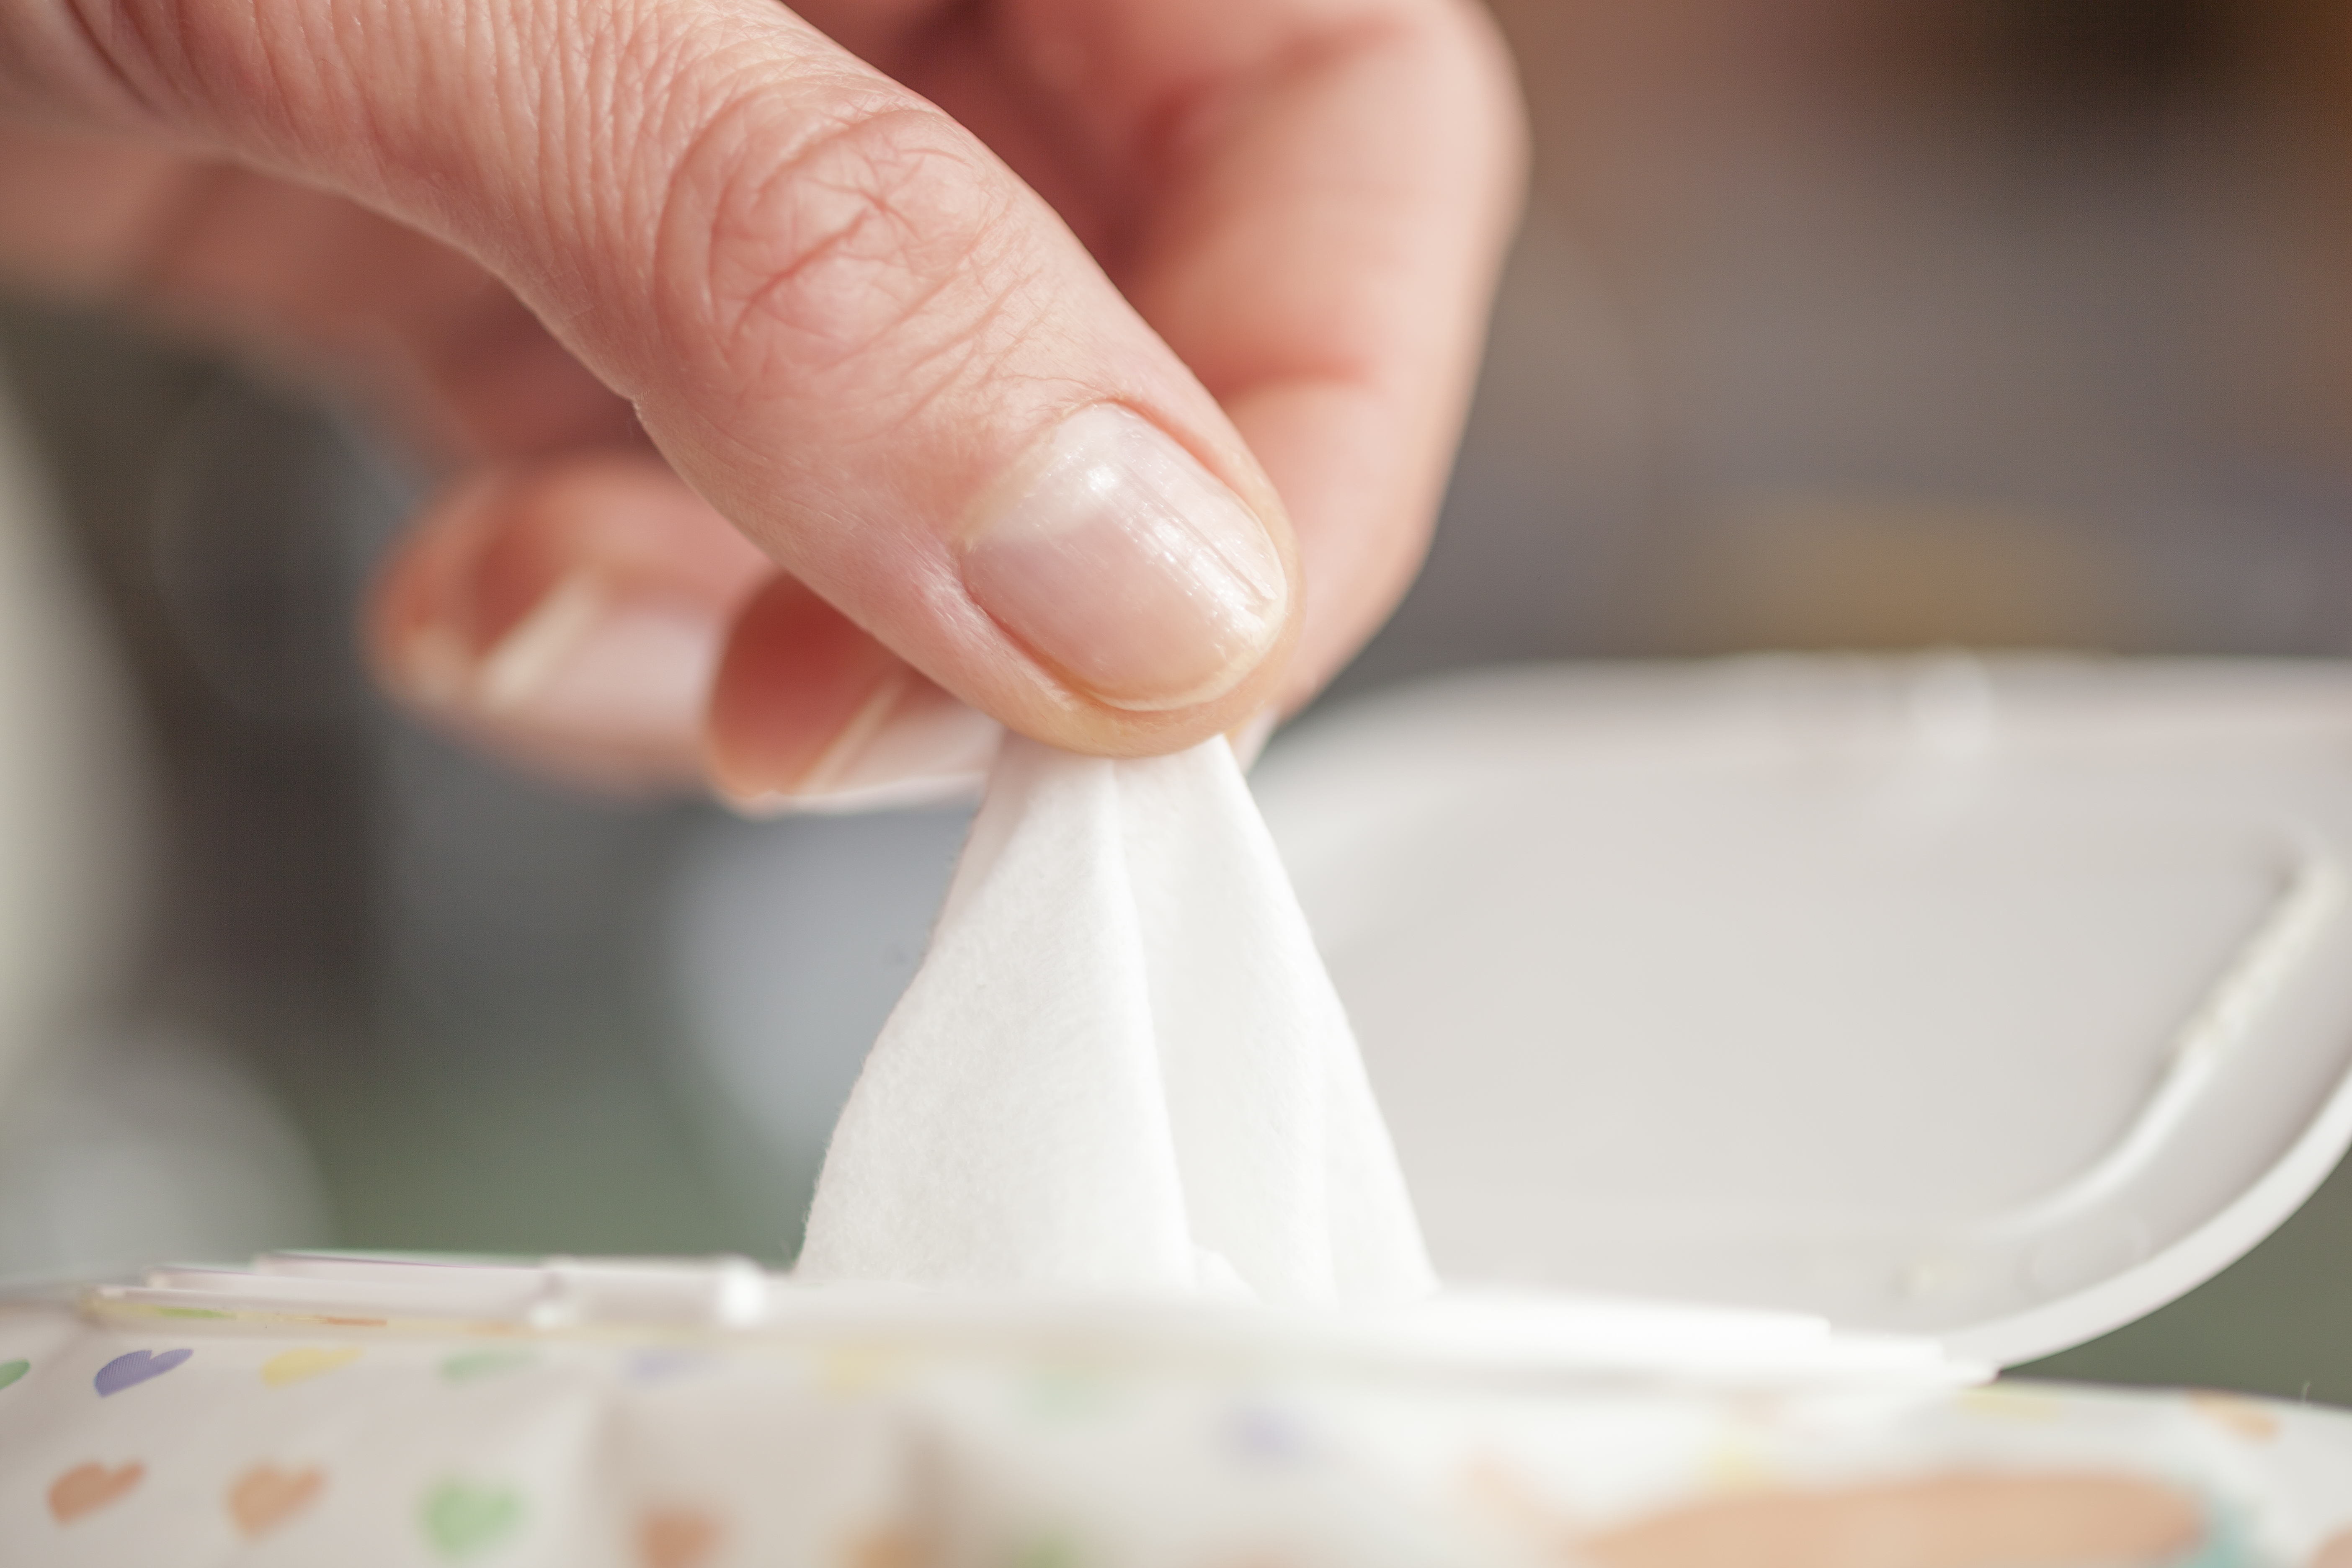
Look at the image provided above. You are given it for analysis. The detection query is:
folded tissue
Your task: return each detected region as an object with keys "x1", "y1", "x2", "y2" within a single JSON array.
[{"x1": 797, "y1": 734, "x2": 1435, "y2": 1305}]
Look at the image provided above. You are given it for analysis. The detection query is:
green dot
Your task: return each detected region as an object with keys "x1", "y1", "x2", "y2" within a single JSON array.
[
  {"x1": 0, "y1": 1359, "x2": 28, "y2": 1390},
  {"x1": 421, "y1": 1479, "x2": 524, "y2": 1558},
  {"x1": 1014, "y1": 1534, "x2": 1079, "y2": 1568}
]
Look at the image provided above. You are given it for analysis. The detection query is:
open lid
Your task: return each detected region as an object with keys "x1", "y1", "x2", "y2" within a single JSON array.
[{"x1": 1253, "y1": 657, "x2": 2352, "y2": 1367}]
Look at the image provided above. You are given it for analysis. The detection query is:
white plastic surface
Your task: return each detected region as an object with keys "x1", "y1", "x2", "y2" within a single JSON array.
[
  {"x1": 1254, "y1": 658, "x2": 2352, "y2": 1365},
  {"x1": 75, "y1": 1253, "x2": 1979, "y2": 1389}
]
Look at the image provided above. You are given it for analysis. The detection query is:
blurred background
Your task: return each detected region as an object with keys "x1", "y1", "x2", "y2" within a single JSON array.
[{"x1": 4, "y1": 0, "x2": 2352, "y2": 1397}]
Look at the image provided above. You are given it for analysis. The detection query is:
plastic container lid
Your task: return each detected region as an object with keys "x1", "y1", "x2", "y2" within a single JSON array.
[
  {"x1": 1253, "y1": 656, "x2": 2352, "y2": 1366},
  {"x1": 78, "y1": 1252, "x2": 1975, "y2": 1389}
]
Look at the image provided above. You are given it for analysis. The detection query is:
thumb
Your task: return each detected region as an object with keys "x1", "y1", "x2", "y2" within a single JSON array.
[{"x1": 33, "y1": 0, "x2": 1301, "y2": 753}]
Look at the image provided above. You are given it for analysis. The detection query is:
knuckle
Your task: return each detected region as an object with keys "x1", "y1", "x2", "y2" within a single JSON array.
[{"x1": 663, "y1": 98, "x2": 1019, "y2": 394}]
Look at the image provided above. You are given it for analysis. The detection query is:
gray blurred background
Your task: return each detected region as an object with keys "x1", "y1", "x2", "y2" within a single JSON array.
[{"x1": 4, "y1": 0, "x2": 2352, "y2": 1398}]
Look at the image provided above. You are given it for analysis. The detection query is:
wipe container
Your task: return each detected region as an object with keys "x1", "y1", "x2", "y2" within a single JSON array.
[{"x1": 9, "y1": 655, "x2": 2352, "y2": 1565}]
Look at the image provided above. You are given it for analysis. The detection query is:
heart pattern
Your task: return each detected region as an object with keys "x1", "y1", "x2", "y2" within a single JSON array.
[
  {"x1": 423, "y1": 1479, "x2": 524, "y2": 1558},
  {"x1": 263, "y1": 1345, "x2": 363, "y2": 1388},
  {"x1": 4, "y1": 1313, "x2": 2316, "y2": 1567},
  {"x1": 49, "y1": 1461, "x2": 144, "y2": 1524},
  {"x1": 95, "y1": 1348, "x2": 192, "y2": 1397},
  {"x1": 848, "y1": 1527, "x2": 923, "y2": 1568},
  {"x1": 230, "y1": 1464, "x2": 325, "y2": 1537},
  {"x1": 639, "y1": 1507, "x2": 721, "y2": 1568}
]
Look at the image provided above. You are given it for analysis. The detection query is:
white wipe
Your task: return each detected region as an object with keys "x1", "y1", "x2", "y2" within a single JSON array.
[{"x1": 797, "y1": 734, "x2": 1435, "y2": 1304}]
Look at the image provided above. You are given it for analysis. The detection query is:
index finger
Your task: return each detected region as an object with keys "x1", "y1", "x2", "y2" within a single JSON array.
[{"x1": 967, "y1": 0, "x2": 1527, "y2": 707}]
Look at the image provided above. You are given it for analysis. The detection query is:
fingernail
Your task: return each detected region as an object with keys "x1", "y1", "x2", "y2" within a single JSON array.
[
  {"x1": 959, "y1": 405, "x2": 1287, "y2": 711},
  {"x1": 404, "y1": 573, "x2": 724, "y2": 752},
  {"x1": 723, "y1": 673, "x2": 1003, "y2": 815}
]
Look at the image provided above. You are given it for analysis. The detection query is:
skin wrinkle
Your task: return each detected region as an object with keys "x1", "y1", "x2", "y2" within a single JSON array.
[
  {"x1": 68, "y1": 0, "x2": 400, "y2": 226},
  {"x1": 811, "y1": 187, "x2": 1053, "y2": 441},
  {"x1": 456, "y1": 0, "x2": 561, "y2": 288},
  {"x1": 642, "y1": 54, "x2": 877, "y2": 350},
  {"x1": 687, "y1": 278, "x2": 1078, "y2": 522},
  {"x1": 678, "y1": 272, "x2": 1057, "y2": 572},
  {"x1": 47, "y1": 1, "x2": 167, "y2": 121},
  {"x1": 6, "y1": 0, "x2": 1511, "y2": 772},
  {"x1": 644, "y1": 86, "x2": 1071, "y2": 516},
  {"x1": 573, "y1": 1, "x2": 676, "y2": 304},
  {"x1": 784, "y1": 280, "x2": 1021, "y2": 460},
  {"x1": 847, "y1": 273, "x2": 1045, "y2": 464},
  {"x1": 327, "y1": 3, "x2": 441, "y2": 214},
  {"x1": 721, "y1": 130, "x2": 966, "y2": 363},
  {"x1": 342, "y1": 8, "x2": 406, "y2": 216},
  {"x1": 544, "y1": 0, "x2": 682, "y2": 302},
  {"x1": 519, "y1": 4, "x2": 571, "y2": 276},
  {"x1": 176, "y1": 0, "x2": 327, "y2": 158}
]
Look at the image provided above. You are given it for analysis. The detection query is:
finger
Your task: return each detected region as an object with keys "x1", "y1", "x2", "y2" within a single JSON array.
[
  {"x1": 0, "y1": 116, "x2": 996, "y2": 803},
  {"x1": 128, "y1": 161, "x2": 638, "y2": 459},
  {"x1": 22, "y1": 0, "x2": 1304, "y2": 755},
  {"x1": 0, "y1": 121, "x2": 190, "y2": 293},
  {"x1": 915, "y1": 0, "x2": 1527, "y2": 712},
  {"x1": 1076, "y1": 0, "x2": 1526, "y2": 712},
  {"x1": 0, "y1": 120, "x2": 636, "y2": 462},
  {"x1": 705, "y1": 577, "x2": 1001, "y2": 811},
  {"x1": 372, "y1": 451, "x2": 1002, "y2": 805},
  {"x1": 367, "y1": 452, "x2": 770, "y2": 790}
]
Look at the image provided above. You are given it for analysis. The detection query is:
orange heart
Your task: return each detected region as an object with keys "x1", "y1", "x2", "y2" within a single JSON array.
[
  {"x1": 847, "y1": 1527, "x2": 923, "y2": 1568},
  {"x1": 639, "y1": 1507, "x2": 722, "y2": 1568},
  {"x1": 48, "y1": 1461, "x2": 143, "y2": 1524},
  {"x1": 230, "y1": 1464, "x2": 325, "y2": 1538}
]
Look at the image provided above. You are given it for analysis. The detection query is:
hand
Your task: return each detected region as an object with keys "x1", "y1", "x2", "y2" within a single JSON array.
[{"x1": 0, "y1": 0, "x2": 1523, "y2": 801}]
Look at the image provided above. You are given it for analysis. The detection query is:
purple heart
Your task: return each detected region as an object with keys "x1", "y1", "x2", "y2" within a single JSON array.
[{"x1": 94, "y1": 1348, "x2": 192, "y2": 1397}]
